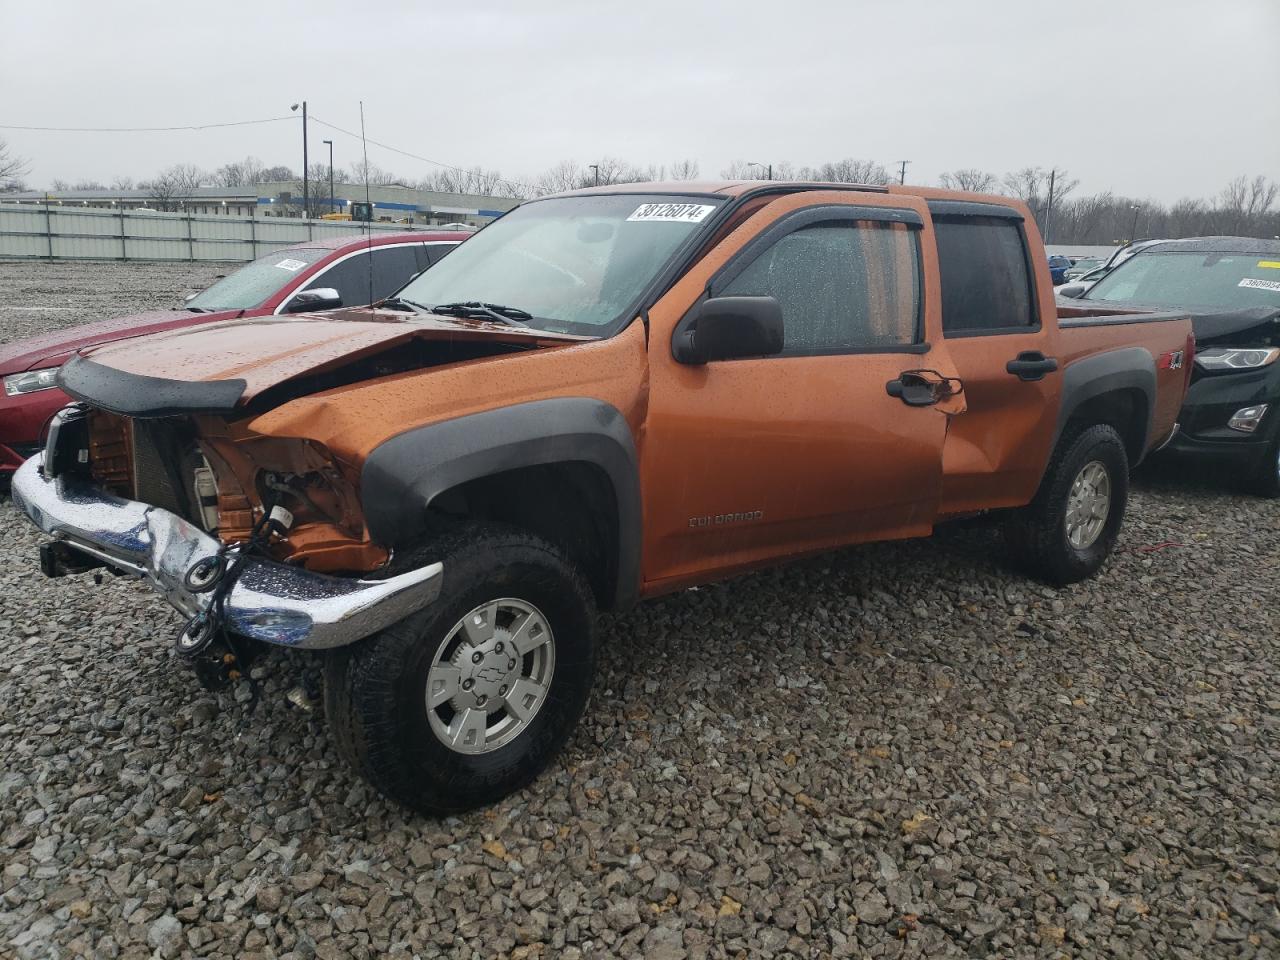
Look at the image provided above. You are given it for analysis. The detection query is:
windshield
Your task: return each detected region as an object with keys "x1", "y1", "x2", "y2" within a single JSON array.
[
  {"x1": 394, "y1": 194, "x2": 726, "y2": 333},
  {"x1": 1085, "y1": 251, "x2": 1280, "y2": 309},
  {"x1": 185, "y1": 247, "x2": 330, "y2": 311}
]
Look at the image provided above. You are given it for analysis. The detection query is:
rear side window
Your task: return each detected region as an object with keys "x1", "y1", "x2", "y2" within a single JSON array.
[
  {"x1": 934, "y1": 217, "x2": 1036, "y2": 333},
  {"x1": 719, "y1": 220, "x2": 921, "y2": 354}
]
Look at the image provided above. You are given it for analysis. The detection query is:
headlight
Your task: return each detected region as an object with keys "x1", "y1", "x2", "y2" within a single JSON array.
[
  {"x1": 3, "y1": 368, "x2": 61, "y2": 397},
  {"x1": 1194, "y1": 347, "x2": 1280, "y2": 371}
]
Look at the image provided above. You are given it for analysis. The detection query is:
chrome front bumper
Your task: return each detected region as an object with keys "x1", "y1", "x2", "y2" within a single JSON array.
[{"x1": 10, "y1": 455, "x2": 442, "y2": 650}]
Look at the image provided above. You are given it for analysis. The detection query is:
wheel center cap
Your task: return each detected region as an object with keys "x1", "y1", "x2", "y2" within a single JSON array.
[{"x1": 456, "y1": 637, "x2": 521, "y2": 709}]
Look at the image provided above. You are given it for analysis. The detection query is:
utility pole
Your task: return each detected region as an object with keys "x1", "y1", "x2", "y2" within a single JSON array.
[
  {"x1": 323, "y1": 139, "x2": 334, "y2": 215},
  {"x1": 590, "y1": 164, "x2": 599, "y2": 187},
  {"x1": 897, "y1": 160, "x2": 910, "y2": 185},
  {"x1": 748, "y1": 161, "x2": 772, "y2": 180},
  {"x1": 1129, "y1": 203, "x2": 1141, "y2": 244},
  {"x1": 1044, "y1": 168, "x2": 1057, "y2": 244},
  {"x1": 292, "y1": 101, "x2": 309, "y2": 218}
]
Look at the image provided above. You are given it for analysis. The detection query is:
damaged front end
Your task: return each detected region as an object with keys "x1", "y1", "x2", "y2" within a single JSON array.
[{"x1": 12, "y1": 403, "x2": 442, "y2": 658}]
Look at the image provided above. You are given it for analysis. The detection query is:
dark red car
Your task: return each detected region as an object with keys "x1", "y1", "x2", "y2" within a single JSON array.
[{"x1": 0, "y1": 231, "x2": 465, "y2": 480}]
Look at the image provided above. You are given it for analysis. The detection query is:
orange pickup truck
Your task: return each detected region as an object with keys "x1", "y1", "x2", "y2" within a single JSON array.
[{"x1": 13, "y1": 182, "x2": 1193, "y2": 814}]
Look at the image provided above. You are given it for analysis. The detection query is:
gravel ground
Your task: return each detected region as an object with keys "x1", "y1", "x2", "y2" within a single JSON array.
[{"x1": 1, "y1": 261, "x2": 1278, "y2": 959}]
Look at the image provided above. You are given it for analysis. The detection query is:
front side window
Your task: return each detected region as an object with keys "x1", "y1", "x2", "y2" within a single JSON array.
[
  {"x1": 395, "y1": 194, "x2": 726, "y2": 334},
  {"x1": 1086, "y1": 251, "x2": 1280, "y2": 309},
  {"x1": 934, "y1": 217, "x2": 1036, "y2": 333},
  {"x1": 186, "y1": 247, "x2": 329, "y2": 311},
  {"x1": 718, "y1": 220, "x2": 920, "y2": 354}
]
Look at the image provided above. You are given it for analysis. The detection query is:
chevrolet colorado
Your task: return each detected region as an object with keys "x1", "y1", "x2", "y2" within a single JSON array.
[{"x1": 12, "y1": 182, "x2": 1193, "y2": 814}]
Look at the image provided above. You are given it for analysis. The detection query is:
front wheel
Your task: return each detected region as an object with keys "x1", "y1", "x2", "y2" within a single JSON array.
[
  {"x1": 1004, "y1": 424, "x2": 1129, "y2": 585},
  {"x1": 324, "y1": 524, "x2": 597, "y2": 816}
]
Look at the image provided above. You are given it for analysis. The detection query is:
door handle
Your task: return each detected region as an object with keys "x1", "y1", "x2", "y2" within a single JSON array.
[
  {"x1": 1006, "y1": 351, "x2": 1059, "y2": 381},
  {"x1": 886, "y1": 369, "x2": 963, "y2": 407}
]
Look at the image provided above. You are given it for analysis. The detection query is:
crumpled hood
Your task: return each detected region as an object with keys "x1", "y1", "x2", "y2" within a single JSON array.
[
  {"x1": 60, "y1": 307, "x2": 591, "y2": 417},
  {"x1": 0, "y1": 308, "x2": 242, "y2": 374}
]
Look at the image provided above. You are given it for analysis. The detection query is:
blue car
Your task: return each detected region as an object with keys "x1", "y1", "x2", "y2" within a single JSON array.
[{"x1": 1047, "y1": 255, "x2": 1073, "y2": 285}]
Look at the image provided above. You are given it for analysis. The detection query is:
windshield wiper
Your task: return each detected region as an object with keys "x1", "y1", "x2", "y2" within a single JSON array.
[
  {"x1": 379, "y1": 296, "x2": 430, "y2": 313},
  {"x1": 431, "y1": 301, "x2": 532, "y2": 327}
]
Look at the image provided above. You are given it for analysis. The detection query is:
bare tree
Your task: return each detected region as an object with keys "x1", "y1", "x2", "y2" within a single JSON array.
[
  {"x1": 260, "y1": 165, "x2": 295, "y2": 182},
  {"x1": 0, "y1": 138, "x2": 29, "y2": 190},
  {"x1": 347, "y1": 159, "x2": 404, "y2": 187},
  {"x1": 939, "y1": 168, "x2": 998, "y2": 192},
  {"x1": 419, "y1": 165, "x2": 525, "y2": 198},
  {"x1": 110, "y1": 175, "x2": 135, "y2": 191},
  {"x1": 1218, "y1": 175, "x2": 1278, "y2": 234},
  {"x1": 720, "y1": 159, "x2": 798, "y2": 180},
  {"x1": 802, "y1": 159, "x2": 891, "y2": 185},
  {"x1": 212, "y1": 156, "x2": 268, "y2": 188},
  {"x1": 292, "y1": 162, "x2": 336, "y2": 216},
  {"x1": 142, "y1": 164, "x2": 205, "y2": 211},
  {"x1": 73, "y1": 180, "x2": 106, "y2": 190},
  {"x1": 668, "y1": 159, "x2": 700, "y2": 180},
  {"x1": 51, "y1": 178, "x2": 70, "y2": 192}
]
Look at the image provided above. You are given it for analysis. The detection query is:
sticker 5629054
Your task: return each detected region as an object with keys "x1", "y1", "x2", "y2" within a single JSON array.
[
  {"x1": 275, "y1": 258, "x2": 308, "y2": 271},
  {"x1": 627, "y1": 202, "x2": 717, "y2": 224},
  {"x1": 1239, "y1": 277, "x2": 1280, "y2": 292}
]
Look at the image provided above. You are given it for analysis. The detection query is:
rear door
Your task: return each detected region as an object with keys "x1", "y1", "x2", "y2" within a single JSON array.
[
  {"x1": 640, "y1": 191, "x2": 963, "y2": 590},
  {"x1": 929, "y1": 201, "x2": 1061, "y2": 513}
]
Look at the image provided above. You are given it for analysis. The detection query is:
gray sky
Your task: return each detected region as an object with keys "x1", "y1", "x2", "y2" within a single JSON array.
[{"x1": 3, "y1": 0, "x2": 1277, "y2": 202}]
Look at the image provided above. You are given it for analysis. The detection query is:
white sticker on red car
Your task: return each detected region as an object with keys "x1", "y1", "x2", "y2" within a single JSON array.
[
  {"x1": 1239, "y1": 277, "x2": 1280, "y2": 292},
  {"x1": 626, "y1": 203, "x2": 716, "y2": 224},
  {"x1": 275, "y1": 258, "x2": 307, "y2": 271}
]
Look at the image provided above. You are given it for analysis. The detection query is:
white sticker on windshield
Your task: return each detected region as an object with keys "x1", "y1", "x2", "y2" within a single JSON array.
[
  {"x1": 627, "y1": 202, "x2": 716, "y2": 224},
  {"x1": 275, "y1": 258, "x2": 307, "y2": 271},
  {"x1": 1239, "y1": 277, "x2": 1280, "y2": 292}
]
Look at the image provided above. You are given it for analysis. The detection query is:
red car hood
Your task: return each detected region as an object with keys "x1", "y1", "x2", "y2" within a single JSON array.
[{"x1": 0, "y1": 308, "x2": 248, "y2": 374}]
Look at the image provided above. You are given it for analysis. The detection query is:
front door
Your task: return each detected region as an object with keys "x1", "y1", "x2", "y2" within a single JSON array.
[{"x1": 639, "y1": 192, "x2": 962, "y2": 592}]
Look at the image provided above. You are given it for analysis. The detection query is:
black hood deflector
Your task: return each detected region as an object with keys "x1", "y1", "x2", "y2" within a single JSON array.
[{"x1": 58, "y1": 353, "x2": 246, "y2": 418}]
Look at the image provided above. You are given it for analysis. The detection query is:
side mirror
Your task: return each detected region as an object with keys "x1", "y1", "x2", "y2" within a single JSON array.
[
  {"x1": 285, "y1": 287, "x2": 342, "y2": 313},
  {"x1": 672, "y1": 296, "x2": 784, "y2": 365},
  {"x1": 1057, "y1": 283, "x2": 1088, "y2": 299}
]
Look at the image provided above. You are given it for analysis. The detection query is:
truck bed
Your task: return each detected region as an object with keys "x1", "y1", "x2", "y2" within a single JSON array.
[{"x1": 1057, "y1": 303, "x2": 1189, "y2": 327}]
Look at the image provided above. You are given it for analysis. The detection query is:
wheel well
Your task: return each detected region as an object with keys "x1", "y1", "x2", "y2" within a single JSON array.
[
  {"x1": 426, "y1": 462, "x2": 621, "y2": 610},
  {"x1": 1062, "y1": 388, "x2": 1148, "y2": 464}
]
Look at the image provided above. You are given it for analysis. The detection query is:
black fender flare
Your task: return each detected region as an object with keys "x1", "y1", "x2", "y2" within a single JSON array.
[
  {"x1": 360, "y1": 397, "x2": 641, "y2": 607},
  {"x1": 1053, "y1": 346, "x2": 1156, "y2": 464}
]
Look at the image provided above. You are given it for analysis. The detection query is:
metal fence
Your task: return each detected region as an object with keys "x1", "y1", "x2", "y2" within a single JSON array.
[{"x1": 0, "y1": 203, "x2": 424, "y2": 263}]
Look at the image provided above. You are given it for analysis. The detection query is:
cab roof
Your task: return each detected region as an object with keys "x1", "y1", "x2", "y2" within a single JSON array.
[{"x1": 547, "y1": 180, "x2": 1027, "y2": 211}]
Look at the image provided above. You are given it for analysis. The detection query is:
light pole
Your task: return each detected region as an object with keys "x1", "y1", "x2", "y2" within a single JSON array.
[
  {"x1": 589, "y1": 164, "x2": 600, "y2": 186},
  {"x1": 322, "y1": 139, "x2": 334, "y2": 216},
  {"x1": 1129, "y1": 203, "x2": 1141, "y2": 244},
  {"x1": 897, "y1": 160, "x2": 910, "y2": 185},
  {"x1": 291, "y1": 102, "x2": 309, "y2": 218},
  {"x1": 748, "y1": 161, "x2": 772, "y2": 180}
]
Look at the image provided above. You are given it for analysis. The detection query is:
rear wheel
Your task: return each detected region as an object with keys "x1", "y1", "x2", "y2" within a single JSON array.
[
  {"x1": 1004, "y1": 424, "x2": 1129, "y2": 585},
  {"x1": 324, "y1": 524, "x2": 597, "y2": 816}
]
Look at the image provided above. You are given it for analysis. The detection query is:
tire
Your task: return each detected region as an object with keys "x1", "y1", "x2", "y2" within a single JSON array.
[
  {"x1": 324, "y1": 523, "x2": 597, "y2": 816},
  {"x1": 1244, "y1": 434, "x2": 1280, "y2": 498},
  {"x1": 1004, "y1": 424, "x2": 1129, "y2": 585}
]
